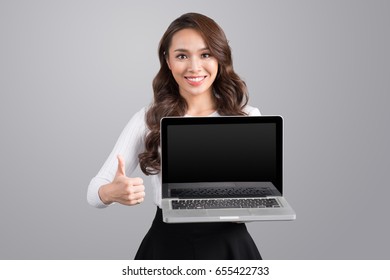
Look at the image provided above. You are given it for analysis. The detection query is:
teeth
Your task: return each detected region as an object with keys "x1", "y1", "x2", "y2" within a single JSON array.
[{"x1": 187, "y1": 77, "x2": 205, "y2": 82}]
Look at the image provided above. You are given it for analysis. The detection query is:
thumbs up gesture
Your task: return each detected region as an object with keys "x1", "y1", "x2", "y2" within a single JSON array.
[{"x1": 98, "y1": 155, "x2": 145, "y2": 206}]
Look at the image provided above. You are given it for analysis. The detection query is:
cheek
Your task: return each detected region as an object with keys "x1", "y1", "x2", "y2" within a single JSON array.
[
  {"x1": 208, "y1": 61, "x2": 219, "y2": 76},
  {"x1": 169, "y1": 62, "x2": 184, "y2": 75}
]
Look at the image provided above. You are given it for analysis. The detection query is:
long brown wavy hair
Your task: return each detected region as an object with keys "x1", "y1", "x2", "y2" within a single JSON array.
[{"x1": 138, "y1": 12, "x2": 249, "y2": 175}]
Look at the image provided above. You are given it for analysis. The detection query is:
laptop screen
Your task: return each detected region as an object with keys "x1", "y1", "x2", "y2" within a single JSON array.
[{"x1": 161, "y1": 116, "x2": 283, "y2": 196}]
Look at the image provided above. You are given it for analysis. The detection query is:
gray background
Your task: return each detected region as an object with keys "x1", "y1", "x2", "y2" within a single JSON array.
[{"x1": 1, "y1": 0, "x2": 389, "y2": 259}]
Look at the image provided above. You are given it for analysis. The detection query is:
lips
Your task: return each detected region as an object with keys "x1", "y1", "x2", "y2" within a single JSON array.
[{"x1": 185, "y1": 76, "x2": 207, "y2": 86}]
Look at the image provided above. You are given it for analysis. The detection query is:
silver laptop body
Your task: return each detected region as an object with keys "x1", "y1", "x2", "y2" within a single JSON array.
[{"x1": 160, "y1": 116, "x2": 296, "y2": 223}]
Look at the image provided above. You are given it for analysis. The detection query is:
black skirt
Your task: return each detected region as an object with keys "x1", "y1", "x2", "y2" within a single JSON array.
[{"x1": 134, "y1": 207, "x2": 262, "y2": 260}]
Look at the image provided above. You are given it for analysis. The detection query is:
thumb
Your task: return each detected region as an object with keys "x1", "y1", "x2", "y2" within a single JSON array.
[{"x1": 116, "y1": 154, "x2": 126, "y2": 177}]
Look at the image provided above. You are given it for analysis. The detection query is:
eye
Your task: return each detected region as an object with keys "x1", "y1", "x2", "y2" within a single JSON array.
[
  {"x1": 176, "y1": 54, "x2": 188, "y2": 60},
  {"x1": 201, "y1": 53, "x2": 211, "y2": 59}
]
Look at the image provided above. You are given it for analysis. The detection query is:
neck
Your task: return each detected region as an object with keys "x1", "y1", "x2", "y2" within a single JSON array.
[{"x1": 184, "y1": 93, "x2": 216, "y2": 116}]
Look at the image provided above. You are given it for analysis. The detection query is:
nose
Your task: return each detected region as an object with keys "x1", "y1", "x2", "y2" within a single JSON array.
[{"x1": 188, "y1": 57, "x2": 201, "y2": 72}]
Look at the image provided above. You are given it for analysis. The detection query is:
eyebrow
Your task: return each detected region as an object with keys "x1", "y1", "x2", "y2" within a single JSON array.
[{"x1": 173, "y1": 47, "x2": 210, "y2": 52}]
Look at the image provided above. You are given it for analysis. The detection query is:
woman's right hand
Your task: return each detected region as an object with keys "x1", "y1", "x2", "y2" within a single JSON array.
[{"x1": 98, "y1": 155, "x2": 145, "y2": 206}]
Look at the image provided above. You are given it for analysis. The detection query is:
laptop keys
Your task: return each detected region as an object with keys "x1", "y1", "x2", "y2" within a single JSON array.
[
  {"x1": 171, "y1": 198, "x2": 281, "y2": 210},
  {"x1": 171, "y1": 187, "x2": 274, "y2": 198}
]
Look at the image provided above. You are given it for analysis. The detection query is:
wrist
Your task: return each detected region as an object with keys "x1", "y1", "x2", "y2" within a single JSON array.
[{"x1": 98, "y1": 184, "x2": 113, "y2": 205}]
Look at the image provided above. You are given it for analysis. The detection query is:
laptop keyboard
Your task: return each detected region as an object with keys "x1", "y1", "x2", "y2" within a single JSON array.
[
  {"x1": 171, "y1": 198, "x2": 281, "y2": 210},
  {"x1": 170, "y1": 187, "x2": 274, "y2": 198}
]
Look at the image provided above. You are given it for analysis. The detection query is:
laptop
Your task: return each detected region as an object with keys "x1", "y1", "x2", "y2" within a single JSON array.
[{"x1": 160, "y1": 115, "x2": 296, "y2": 223}]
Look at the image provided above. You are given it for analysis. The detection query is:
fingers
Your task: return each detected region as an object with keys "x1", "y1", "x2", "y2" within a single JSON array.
[
  {"x1": 128, "y1": 191, "x2": 146, "y2": 205},
  {"x1": 125, "y1": 188, "x2": 145, "y2": 206},
  {"x1": 130, "y1": 177, "x2": 143, "y2": 186},
  {"x1": 125, "y1": 180, "x2": 145, "y2": 200},
  {"x1": 119, "y1": 177, "x2": 145, "y2": 206},
  {"x1": 116, "y1": 154, "x2": 126, "y2": 177}
]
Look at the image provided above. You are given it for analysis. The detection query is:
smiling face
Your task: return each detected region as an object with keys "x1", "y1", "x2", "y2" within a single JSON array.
[{"x1": 166, "y1": 28, "x2": 219, "y2": 102}]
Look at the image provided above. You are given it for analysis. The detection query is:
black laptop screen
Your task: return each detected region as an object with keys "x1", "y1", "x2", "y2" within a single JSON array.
[{"x1": 161, "y1": 116, "x2": 282, "y2": 194}]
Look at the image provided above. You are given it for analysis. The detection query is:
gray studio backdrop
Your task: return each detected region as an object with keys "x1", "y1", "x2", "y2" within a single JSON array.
[{"x1": 1, "y1": 0, "x2": 389, "y2": 259}]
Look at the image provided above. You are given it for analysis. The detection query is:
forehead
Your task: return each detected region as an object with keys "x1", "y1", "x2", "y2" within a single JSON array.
[{"x1": 169, "y1": 28, "x2": 207, "y2": 51}]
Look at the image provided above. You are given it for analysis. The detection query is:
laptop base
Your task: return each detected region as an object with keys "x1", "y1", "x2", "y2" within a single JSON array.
[{"x1": 162, "y1": 197, "x2": 296, "y2": 223}]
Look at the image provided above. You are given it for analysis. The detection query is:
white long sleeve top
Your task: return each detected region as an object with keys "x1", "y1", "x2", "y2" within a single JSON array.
[{"x1": 87, "y1": 105, "x2": 261, "y2": 208}]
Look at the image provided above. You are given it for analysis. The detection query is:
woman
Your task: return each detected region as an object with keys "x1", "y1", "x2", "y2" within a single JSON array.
[{"x1": 87, "y1": 12, "x2": 262, "y2": 259}]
